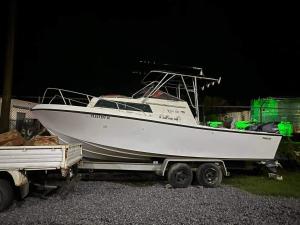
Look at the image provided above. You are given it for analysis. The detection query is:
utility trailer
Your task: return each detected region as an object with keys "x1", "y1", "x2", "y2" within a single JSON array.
[
  {"x1": 0, "y1": 144, "x2": 82, "y2": 212},
  {"x1": 79, "y1": 158, "x2": 231, "y2": 188}
]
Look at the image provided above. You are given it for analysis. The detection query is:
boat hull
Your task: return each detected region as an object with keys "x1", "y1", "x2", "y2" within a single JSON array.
[{"x1": 32, "y1": 105, "x2": 282, "y2": 162}]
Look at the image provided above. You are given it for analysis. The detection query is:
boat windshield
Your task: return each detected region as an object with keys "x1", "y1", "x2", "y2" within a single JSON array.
[{"x1": 133, "y1": 85, "x2": 181, "y2": 101}]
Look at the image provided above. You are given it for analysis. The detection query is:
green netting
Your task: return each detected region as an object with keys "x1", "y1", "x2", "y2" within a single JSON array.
[
  {"x1": 251, "y1": 98, "x2": 279, "y2": 122},
  {"x1": 278, "y1": 99, "x2": 300, "y2": 133},
  {"x1": 251, "y1": 97, "x2": 300, "y2": 135},
  {"x1": 278, "y1": 121, "x2": 293, "y2": 137},
  {"x1": 207, "y1": 121, "x2": 223, "y2": 128},
  {"x1": 235, "y1": 121, "x2": 253, "y2": 130}
]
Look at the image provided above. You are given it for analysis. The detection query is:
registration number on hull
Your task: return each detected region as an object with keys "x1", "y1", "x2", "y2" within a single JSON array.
[{"x1": 90, "y1": 114, "x2": 110, "y2": 119}]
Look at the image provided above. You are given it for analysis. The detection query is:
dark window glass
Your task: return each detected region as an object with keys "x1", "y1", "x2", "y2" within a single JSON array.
[
  {"x1": 94, "y1": 99, "x2": 118, "y2": 109},
  {"x1": 95, "y1": 99, "x2": 152, "y2": 113},
  {"x1": 118, "y1": 102, "x2": 152, "y2": 113}
]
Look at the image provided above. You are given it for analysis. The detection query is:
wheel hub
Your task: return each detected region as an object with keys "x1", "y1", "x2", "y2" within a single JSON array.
[
  {"x1": 176, "y1": 171, "x2": 187, "y2": 183},
  {"x1": 204, "y1": 168, "x2": 217, "y2": 183}
]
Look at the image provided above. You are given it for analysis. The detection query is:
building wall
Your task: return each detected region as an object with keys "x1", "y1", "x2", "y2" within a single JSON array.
[
  {"x1": 0, "y1": 98, "x2": 40, "y2": 136},
  {"x1": 219, "y1": 110, "x2": 251, "y2": 122},
  {"x1": 0, "y1": 98, "x2": 37, "y2": 120}
]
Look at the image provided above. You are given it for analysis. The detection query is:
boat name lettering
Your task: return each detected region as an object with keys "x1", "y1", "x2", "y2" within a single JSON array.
[
  {"x1": 91, "y1": 114, "x2": 110, "y2": 119},
  {"x1": 262, "y1": 137, "x2": 271, "y2": 140}
]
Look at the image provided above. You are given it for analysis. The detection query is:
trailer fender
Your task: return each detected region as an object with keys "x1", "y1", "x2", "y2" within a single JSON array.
[{"x1": 7, "y1": 170, "x2": 28, "y2": 186}]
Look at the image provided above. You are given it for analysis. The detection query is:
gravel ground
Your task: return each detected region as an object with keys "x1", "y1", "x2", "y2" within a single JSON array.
[{"x1": 1, "y1": 172, "x2": 299, "y2": 225}]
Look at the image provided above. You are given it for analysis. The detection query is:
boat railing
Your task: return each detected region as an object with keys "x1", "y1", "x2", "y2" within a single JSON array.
[
  {"x1": 48, "y1": 95, "x2": 90, "y2": 106},
  {"x1": 42, "y1": 88, "x2": 147, "y2": 114},
  {"x1": 42, "y1": 88, "x2": 96, "y2": 106}
]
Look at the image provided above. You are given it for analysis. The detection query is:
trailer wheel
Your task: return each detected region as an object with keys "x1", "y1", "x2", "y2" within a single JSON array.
[
  {"x1": 196, "y1": 163, "x2": 222, "y2": 188},
  {"x1": 0, "y1": 179, "x2": 14, "y2": 212},
  {"x1": 167, "y1": 163, "x2": 193, "y2": 188}
]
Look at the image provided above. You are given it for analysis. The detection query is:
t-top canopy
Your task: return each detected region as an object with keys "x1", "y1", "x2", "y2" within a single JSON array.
[{"x1": 132, "y1": 69, "x2": 221, "y2": 124}]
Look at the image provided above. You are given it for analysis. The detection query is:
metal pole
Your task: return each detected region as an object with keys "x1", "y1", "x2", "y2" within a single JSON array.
[
  {"x1": 0, "y1": 0, "x2": 17, "y2": 133},
  {"x1": 202, "y1": 105, "x2": 206, "y2": 125},
  {"x1": 194, "y1": 77, "x2": 200, "y2": 124}
]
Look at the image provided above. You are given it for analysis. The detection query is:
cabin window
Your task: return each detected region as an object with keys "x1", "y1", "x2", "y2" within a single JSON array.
[
  {"x1": 95, "y1": 99, "x2": 152, "y2": 113},
  {"x1": 117, "y1": 102, "x2": 152, "y2": 112},
  {"x1": 94, "y1": 99, "x2": 118, "y2": 109}
]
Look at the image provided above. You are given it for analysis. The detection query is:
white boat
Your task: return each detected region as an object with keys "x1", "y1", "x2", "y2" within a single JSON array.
[{"x1": 32, "y1": 69, "x2": 282, "y2": 162}]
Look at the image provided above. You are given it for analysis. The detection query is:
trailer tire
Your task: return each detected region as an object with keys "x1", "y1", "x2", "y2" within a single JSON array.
[
  {"x1": 0, "y1": 179, "x2": 14, "y2": 212},
  {"x1": 196, "y1": 163, "x2": 222, "y2": 188},
  {"x1": 167, "y1": 163, "x2": 193, "y2": 188}
]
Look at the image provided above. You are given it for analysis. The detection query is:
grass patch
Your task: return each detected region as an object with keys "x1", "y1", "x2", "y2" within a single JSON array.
[{"x1": 223, "y1": 170, "x2": 300, "y2": 198}]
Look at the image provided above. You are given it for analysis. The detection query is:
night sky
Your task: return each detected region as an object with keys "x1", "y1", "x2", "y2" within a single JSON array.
[{"x1": 0, "y1": 1, "x2": 299, "y2": 104}]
